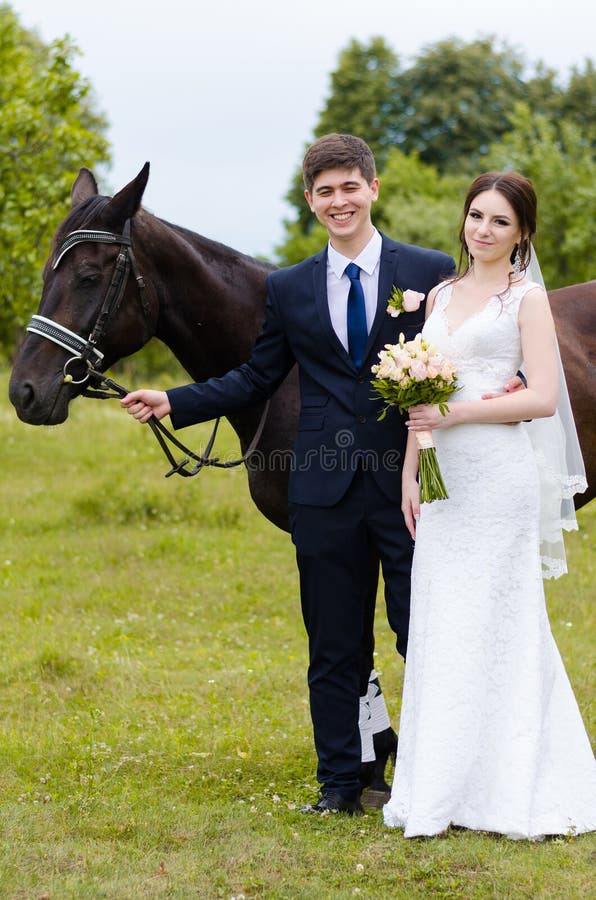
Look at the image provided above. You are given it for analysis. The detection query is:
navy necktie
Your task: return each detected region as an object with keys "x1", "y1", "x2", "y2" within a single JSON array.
[{"x1": 345, "y1": 262, "x2": 367, "y2": 368}]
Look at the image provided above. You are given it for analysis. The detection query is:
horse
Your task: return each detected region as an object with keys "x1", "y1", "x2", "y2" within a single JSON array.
[{"x1": 8, "y1": 165, "x2": 594, "y2": 789}]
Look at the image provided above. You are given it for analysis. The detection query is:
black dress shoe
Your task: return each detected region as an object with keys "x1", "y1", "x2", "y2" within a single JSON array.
[{"x1": 300, "y1": 791, "x2": 364, "y2": 816}]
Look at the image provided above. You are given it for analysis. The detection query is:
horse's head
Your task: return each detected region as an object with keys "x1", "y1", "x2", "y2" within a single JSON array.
[{"x1": 9, "y1": 163, "x2": 157, "y2": 424}]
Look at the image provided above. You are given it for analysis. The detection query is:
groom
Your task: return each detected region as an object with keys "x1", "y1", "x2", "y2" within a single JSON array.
[{"x1": 122, "y1": 134, "x2": 455, "y2": 814}]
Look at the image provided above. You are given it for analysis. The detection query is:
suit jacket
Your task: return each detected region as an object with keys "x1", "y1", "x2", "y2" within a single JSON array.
[{"x1": 167, "y1": 233, "x2": 455, "y2": 506}]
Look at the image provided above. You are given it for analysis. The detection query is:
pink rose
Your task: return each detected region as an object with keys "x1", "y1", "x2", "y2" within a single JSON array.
[
  {"x1": 409, "y1": 359, "x2": 428, "y2": 381},
  {"x1": 402, "y1": 290, "x2": 425, "y2": 312}
]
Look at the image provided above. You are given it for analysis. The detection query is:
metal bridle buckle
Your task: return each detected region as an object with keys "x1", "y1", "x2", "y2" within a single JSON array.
[{"x1": 63, "y1": 355, "x2": 93, "y2": 385}]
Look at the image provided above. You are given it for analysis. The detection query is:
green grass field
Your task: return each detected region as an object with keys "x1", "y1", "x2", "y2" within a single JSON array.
[{"x1": 1, "y1": 370, "x2": 594, "y2": 898}]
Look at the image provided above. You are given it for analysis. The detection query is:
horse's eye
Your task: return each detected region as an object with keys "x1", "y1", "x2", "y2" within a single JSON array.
[{"x1": 77, "y1": 271, "x2": 101, "y2": 287}]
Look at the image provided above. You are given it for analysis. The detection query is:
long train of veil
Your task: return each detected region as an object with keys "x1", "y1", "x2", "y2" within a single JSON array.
[{"x1": 523, "y1": 248, "x2": 587, "y2": 578}]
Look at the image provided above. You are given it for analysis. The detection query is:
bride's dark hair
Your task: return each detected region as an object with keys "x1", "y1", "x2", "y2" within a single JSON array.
[{"x1": 456, "y1": 171, "x2": 538, "y2": 287}]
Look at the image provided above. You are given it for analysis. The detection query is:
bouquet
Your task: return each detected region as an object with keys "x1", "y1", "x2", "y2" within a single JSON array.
[{"x1": 371, "y1": 332, "x2": 459, "y2": 502}]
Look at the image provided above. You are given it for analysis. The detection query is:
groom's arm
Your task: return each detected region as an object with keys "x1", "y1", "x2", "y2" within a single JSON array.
[{"x1": 123, "y1": 275, "x2": 295, "y2": 428}]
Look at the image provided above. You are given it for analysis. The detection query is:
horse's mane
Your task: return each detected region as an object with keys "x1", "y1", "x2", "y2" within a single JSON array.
[
  {"x1": 40, "y1": 196, "x2": 111, "y2": 275},
  {"x1": 49, "y1": 195, "x2": 277, "y2": 279},
  {"x1": 59, "y1": 196, "x2": 111, "y2": 235},
  {"x1": 156, "y1": 216, "x2": 277, "y2": 275}
]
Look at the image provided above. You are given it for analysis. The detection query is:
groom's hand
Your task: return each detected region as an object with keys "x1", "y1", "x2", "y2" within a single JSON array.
[
  {"x1": 481, "y1": 374, "x2": 525, "y2": 400},
  {"x1": 481, "y1": 375, "x2": 527, "y2": 424},
  {"x1": 121, "y1": 389, "x2": 171, "y2": 423}
]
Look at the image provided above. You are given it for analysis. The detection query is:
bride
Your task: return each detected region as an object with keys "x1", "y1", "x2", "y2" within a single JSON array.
[{"x1": 383, "y1": 171, "x2": 596, "y2": 839}]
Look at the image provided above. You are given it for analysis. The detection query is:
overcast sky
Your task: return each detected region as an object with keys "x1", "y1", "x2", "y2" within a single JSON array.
[{"x1": 11, "y1": 0, "x2": 595, "y2": 259}]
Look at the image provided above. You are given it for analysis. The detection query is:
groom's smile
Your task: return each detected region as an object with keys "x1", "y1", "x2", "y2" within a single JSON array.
[{"x1": 305, "y1": 166, "x2": 379, "y2": 254}]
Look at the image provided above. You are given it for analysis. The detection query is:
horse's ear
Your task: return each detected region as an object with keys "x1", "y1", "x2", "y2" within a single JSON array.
[
  {"x1": 103, "y1": 163, "x2": 150, "y2": 227},
  {"x1": 71, "y1": 168, "x2": 99, "y2": 207}
]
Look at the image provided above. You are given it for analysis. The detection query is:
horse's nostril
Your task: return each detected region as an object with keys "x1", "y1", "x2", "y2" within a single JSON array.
[{"x1": 19, "y1": 381, "x2": 35, "y2": 410}]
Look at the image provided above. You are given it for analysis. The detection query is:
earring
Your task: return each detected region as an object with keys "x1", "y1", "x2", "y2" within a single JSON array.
[{"x1": 511, "y1": 242, "x2": 523, "y2": 276}]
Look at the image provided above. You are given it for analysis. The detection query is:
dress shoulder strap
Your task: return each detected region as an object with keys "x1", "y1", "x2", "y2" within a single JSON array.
[
  {"x1": 514, "y1": 280, "x2": 543, "y2": 299},
  {"x1": 431, "y1": 279, "x2": 453, "y2": 310}
]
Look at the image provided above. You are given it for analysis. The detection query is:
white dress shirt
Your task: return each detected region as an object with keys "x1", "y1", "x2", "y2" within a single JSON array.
[{"x1": 326, "y1": 229, "x2": 382, "y2": 352}]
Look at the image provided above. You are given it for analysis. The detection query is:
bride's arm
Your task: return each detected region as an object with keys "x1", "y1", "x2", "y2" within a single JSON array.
[
  {"x1": 407, "y1": 287, "x2": 559, "y2": 430},
  {"x1": 401, "y1": 429, "x2": 420, "y2": 540}
]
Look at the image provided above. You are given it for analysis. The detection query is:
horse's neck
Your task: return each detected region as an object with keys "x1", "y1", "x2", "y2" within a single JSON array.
[{"x1": 142, "y1": 215, "x2": 270, "y2": 383}]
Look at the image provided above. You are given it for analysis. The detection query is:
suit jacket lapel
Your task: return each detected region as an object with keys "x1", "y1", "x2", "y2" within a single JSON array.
[
  {"x1": 313, "y1": 248, "x2": 354, "y2": 367},
  {"x1": 364, "y1": 237, "x2": 399, "y2": 362}
]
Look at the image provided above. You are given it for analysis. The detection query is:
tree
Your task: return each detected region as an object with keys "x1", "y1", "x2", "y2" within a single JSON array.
[
  {"x1": 557, "y1": 60, "x2": 596, "y2": 145},
  {"x1": 0, "y1": 5, "x2": 110, "y2": 355},
  {"x1": 483, "y1": 103, "x2": 596, "y2": 288},
  {"x1": 374, "y1": 149, "x2": 467, "y2": 263},
  {"x1": 394, "y1": 37, "x2": 528, "y2": 171},
  {"x1": 284, "y1": 37, "x2": 401, "y2": 233},
  {"x1": 315, "y1": 37, "x2": 401, "y2": 166}
]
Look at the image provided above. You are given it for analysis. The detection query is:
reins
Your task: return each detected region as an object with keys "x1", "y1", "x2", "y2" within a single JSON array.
[{"x1": 26, "y1": 221, "x2": 269, "y2": 478}]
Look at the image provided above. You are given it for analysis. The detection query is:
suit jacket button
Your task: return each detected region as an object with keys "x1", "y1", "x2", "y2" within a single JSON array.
[
  {"x1": 358, "y1": 415, "x2": 366, "y2": 423},
  {"x1": 357, "y1": 376, "x2": 365, "y2": 383}
]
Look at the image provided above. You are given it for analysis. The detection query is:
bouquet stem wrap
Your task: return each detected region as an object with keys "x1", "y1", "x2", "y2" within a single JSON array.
[{"x1": 415, "y1": 430, "x2": 449, "y2": 502}]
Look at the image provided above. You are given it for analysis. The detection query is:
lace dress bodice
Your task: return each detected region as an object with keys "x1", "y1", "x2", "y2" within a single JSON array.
[{"x1": 423, "y1": 279, "x2": 535, "y2": 401}]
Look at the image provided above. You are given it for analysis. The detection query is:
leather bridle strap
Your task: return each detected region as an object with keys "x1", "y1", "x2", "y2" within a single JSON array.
[{"x1": 85, "y1": 369, "x2": 271, "y2": 478}]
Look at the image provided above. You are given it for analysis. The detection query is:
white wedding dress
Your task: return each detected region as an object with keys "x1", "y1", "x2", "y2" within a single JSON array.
[{"x1": 383, "y1": 280, "x2": 596, "y2": 839}]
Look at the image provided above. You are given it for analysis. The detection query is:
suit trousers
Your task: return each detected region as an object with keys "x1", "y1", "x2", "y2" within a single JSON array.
[{"x1": 289, "y1": 465, "x2": 413, "y2": 798}]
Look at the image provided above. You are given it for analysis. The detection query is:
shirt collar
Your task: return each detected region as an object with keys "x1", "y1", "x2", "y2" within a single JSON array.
[{"x1": 327, "y1": 228, "x2": 382, "y2": 279}]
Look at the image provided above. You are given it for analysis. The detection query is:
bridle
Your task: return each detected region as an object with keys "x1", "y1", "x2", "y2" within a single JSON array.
[{"x1": 26, "y1": 221, "x2": 269, "y2": 477}]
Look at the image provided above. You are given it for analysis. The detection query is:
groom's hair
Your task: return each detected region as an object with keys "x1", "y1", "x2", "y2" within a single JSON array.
[{"x1": 302, "y1": 134, "x2": 376, "y2": 193}]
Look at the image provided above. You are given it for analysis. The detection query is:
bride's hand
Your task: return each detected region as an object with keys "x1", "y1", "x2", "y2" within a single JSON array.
[
  {"x1": 406, "y1": 404, "x2": 449, "y2": 431},
  {"x1": 402, "y1": 478, "x2": 420, "y2": 540}
]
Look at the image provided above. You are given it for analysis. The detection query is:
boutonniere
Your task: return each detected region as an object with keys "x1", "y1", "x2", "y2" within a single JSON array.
[{"x1": 386, "y1": 285, "x2": 425, "y2": 318}]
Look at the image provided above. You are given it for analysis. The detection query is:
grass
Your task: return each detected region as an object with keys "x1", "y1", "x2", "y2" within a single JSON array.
[{"x1": 1, "y1": 369, "x2": 594, "y2": 898}]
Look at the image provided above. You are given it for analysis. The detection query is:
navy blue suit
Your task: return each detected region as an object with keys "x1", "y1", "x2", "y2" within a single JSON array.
[{"x1": 167, "y1": 234, "x2": 455, "y2": 797}]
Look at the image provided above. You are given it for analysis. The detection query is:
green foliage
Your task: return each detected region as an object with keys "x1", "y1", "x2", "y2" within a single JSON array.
[
  {"x1": 483, "y1": 103, "x2": 596, "y2": 288},
  {"x1": 374, "y1": 148, "x2": 467, "y2": 260},
  {"x1": 0, "y1": 5, "x2": 110, "y2": 354},
  {"x1": 315, "y1": 37, "x2": 401, "y2": 167},
  {"x1": 553, "y1": 59, "x2": 596, "y2": 146},
  {"x1": 275, "y1": 219, "x2": 329, "y2": 266},
  {"x1": 393, "y1": 37, "x2": 527, "y2": 171}
]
